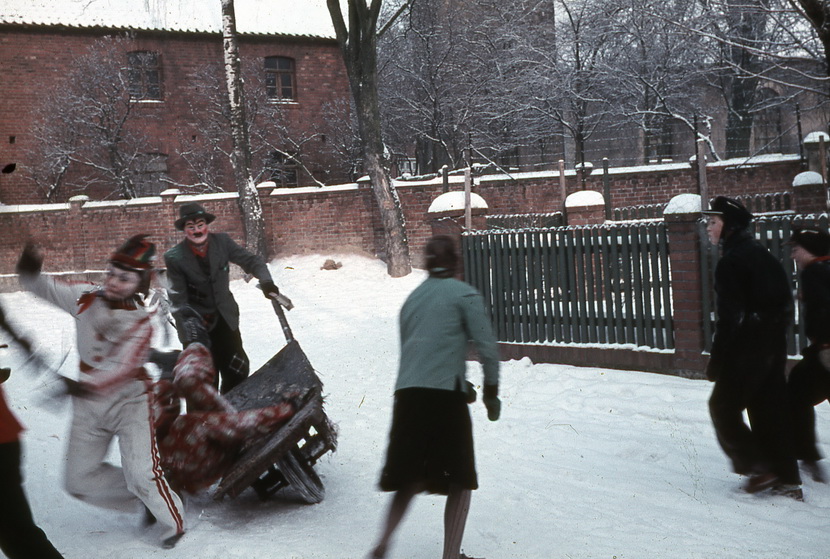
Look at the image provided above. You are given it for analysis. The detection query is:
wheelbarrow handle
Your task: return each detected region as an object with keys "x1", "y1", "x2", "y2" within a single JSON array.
[{"x1": 270, "y1": 297, "x2": 295, "y2": 344}]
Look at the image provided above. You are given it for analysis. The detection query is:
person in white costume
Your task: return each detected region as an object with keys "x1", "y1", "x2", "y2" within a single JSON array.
[{"x1": 16, "y1": 235, "x2": 186, "y2": 549}]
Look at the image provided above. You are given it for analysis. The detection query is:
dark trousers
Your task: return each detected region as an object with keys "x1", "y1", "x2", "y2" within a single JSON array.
[
  {"x1": 209, "y1": 315, "x2": 250, "y2": 394},
  {"x1": 0, "y1": 440, "x2": 64, "y2": 559},
  {"x1": 787, "y1": 350, "x2": 830, "y2": 461},
  {"x1": 709, "y1": 349, "x2": 801, "y2": 485}
]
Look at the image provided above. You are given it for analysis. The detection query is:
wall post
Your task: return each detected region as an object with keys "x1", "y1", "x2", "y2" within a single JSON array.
[{"x1": 665, "y1": 208, "x2": 707, "y2": 378}]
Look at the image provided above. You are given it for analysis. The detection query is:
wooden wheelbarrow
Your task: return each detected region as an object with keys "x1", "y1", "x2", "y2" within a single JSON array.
[{"x1": 212, "y1": 298, "x2": 337, "y2": 503}]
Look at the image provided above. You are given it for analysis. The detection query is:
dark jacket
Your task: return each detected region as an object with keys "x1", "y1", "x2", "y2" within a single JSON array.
[
  {"x1": 799, "y1": 256, "x2": 830, "y2": 347},
  {"x1": 707, "y1": 230, "x2": 793, "y2": 380},
  {"x1": 163, "y1": 232, "x2": 273, "y2": 331}
]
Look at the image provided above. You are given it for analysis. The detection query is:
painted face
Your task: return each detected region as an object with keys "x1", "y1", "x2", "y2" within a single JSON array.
[
  {"x1": 791, "y1": 244, "x2": 814, "y2": 270},
  {"x1": 184, "y1": 218, "x2": 209, "y2": 245},
  {"x1": 706, "y1": 215, "x2": 724, "y2": 246},
  {"x1": 103, "y1": 264, "x2": 141, "y2": 301}
]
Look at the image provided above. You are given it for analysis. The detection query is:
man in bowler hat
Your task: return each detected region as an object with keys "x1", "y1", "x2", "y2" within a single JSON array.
[{"x1": 164, "y1": 203, "x2": 281, "y2": 393}]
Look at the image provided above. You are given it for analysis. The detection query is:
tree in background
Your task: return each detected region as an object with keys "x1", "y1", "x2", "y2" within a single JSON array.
[
  {"x1": 220, "y1": 0, "x2": 267, "y2": 258},
  {"x1": 328, "y1": 0, "x2": 412, "y2": 277},
  {"x1": 26, "y1": 36, "x2": 155, "y2": 201}
]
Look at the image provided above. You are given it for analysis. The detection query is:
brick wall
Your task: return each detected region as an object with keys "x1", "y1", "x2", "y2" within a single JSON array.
[{"x1": 0, "y1": 157, "x2": 808, "y2": 287}]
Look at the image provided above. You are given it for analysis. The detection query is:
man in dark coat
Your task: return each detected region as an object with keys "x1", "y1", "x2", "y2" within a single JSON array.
[
  {"x1": 786, "y1": 226, "x2": 830, "y2": 484},
  {"x1": 704, "y1": 196, "x2": 802, "y2": 499},
  {"x1": 164, "y1": 203, "x2": 280, "y2": 393}
]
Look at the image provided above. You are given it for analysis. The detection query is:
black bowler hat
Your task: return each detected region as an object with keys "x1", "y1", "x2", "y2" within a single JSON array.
[{"x1": 175, "y1": 203, "x2": 216, "y2": 231}]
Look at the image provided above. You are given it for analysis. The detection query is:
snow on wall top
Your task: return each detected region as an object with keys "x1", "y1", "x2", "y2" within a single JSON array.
[
  {"x1": 565, "y1": 190, "x2": 604, "y2": 208},
  {"x1": 0, "y1": 0, "x2": 337, "y2": 39},
  {"x1": 793, "y1": 171, "x2": 824, "y2": 187},
  {"x1": 428, "y1": 191, "x2": 488, "y2": 213},
  {"x1": 664, "y1": 193, "x2": 701, "y2": 214}
]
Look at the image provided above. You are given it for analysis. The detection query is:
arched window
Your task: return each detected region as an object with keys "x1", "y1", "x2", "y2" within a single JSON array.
[
  {"x1": 264, "y1": 56, "x2": 296, "y2": 101},
  {"x1": 127, "y1": 51, "x2": 163, "y2": 100}
]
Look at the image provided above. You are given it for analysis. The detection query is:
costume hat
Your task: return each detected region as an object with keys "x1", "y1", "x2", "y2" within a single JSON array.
[
  {"x1": 702, "y1": 196, "x2": 753, "y2": 231},
  {"x1": 788, "y1": 226, "x2": 830, "y2": 257},
  {"x1": 110, "y1": 234, "x2": 156, "y2": 272},
  {"x1": 175, "y1": 203, "x2": 216, "y2": 231}
]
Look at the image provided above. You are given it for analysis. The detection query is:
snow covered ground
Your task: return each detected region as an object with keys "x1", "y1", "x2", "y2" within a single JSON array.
[{"x1": 1, "y1": 253, "x2": 829, "y2": 559}]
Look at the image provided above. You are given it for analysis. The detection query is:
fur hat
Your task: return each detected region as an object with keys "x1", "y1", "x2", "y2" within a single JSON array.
[
  {"x1": 788, "y1": 226, "x2": 830, "y2": 257},
  {"x1": 110, "y1": 234, "x2": 156, "y2": 272},
  {"x1": 175, "y1": 203, "x2": 216, "y2": 231},
  {"x1": 702, "y1": 196, "x2": 753, "y2": 231}
]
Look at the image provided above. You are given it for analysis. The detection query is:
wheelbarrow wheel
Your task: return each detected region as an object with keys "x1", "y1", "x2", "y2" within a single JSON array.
[{"x1": 277, "y1": 447, "x2": 325, "y2": 504}]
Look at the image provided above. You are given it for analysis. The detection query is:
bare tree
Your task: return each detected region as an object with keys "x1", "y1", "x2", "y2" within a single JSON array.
[
  {"x1": 220, "y1": 0, "x2": 267, "y2": 258},
  {"x1": 328, "y1": 0, "x2": 412, "y2": 277},
  {"x1": 26, "y1": 36, "x2": 155, "y2": 201}
]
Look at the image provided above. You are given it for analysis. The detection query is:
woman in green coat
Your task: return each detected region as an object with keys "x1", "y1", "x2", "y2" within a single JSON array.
[{"x1": 371, "y1": 235, "x2": 500, "y2": 559}]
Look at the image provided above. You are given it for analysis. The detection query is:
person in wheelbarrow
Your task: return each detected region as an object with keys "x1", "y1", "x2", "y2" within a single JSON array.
[
  {"x1": 163, "y1": 202, "x2": 282, "y2": 394},
  {"x1": 151, "y1": 308, "x2": 298, "y2": 494},
  {"x1": 371, "y1": 235, "x2": 501, "y2": 559}
]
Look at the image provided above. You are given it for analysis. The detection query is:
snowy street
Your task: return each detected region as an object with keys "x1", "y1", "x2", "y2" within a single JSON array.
[{"x1": 1, "y1": 254, "x2": 829, "y2": 559}]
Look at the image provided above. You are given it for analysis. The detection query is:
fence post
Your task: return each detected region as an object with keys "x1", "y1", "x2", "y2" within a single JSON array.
[{"x1": 664, "y1": 202, "x2": 707, "y2": 378}]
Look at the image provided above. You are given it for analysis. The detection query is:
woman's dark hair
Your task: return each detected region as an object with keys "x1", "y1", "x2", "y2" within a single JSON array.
[{"x1": 425, "y1": 235, "x2": 458, "y2": 278}]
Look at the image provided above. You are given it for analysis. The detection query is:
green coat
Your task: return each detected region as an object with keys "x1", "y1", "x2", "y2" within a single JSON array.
[
  {"x1": 163, "y1": 232, "x2": 273, "y2": 331},
  {"x1": 396, "y1": 275, "x2": 500, "y2": 393}
]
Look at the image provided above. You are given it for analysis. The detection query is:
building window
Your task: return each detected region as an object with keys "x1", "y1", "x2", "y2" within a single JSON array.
[
  {"x1": 127, "y1": 51, "x2": 163, "y2": 100},
  {"x1": 265, "y1": 56, "x2": 296, "y2": 101},
  {"x1": 265, "y1": 151, "x2": 299, "y2": 187},
  {"x1": 133, "y1": 152, "x2": 169, "y2": 196},
  {"x1": 753, "y1": 88, "x2": 784, "y2": 154}
]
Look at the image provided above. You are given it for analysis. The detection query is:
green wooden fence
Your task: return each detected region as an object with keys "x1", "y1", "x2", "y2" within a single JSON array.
[{"x1": 462, "y1": 222, "x2": 674, "y2": 350}]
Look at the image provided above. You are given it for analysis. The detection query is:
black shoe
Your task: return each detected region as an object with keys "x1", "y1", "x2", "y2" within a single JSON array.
[
  {"x1": 743, "y1": 472, "x2": 779, "y2": 494},
  {"x1": 771, "y1": 484, "x2": 804, "y2": 501},
  {"x1": 162, "y1": 532, "x2": 184, "y2": 549}
]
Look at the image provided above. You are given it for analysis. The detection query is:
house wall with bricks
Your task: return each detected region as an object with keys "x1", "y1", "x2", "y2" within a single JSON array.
[{"x1": 0, "y1": 25, "x2": 350, "y2": 205}]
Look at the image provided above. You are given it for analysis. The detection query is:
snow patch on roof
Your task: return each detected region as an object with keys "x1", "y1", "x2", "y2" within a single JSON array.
[
  {"x1": 0, "y1": 0, "x2": 337, "y2": 39},
  {"x1": 664, "y1": 193, "x2": 701, "y2": 214},
  {"x1": 565, "y1": 190, "x2": 604, "y2": 208}
]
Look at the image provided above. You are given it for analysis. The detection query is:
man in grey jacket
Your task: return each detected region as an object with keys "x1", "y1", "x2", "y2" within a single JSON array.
[{"x1": 164, "y1": 203, "x2": 280, "y2": 393}]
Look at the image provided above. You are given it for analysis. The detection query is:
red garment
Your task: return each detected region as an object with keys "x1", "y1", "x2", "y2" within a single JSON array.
[
  {"x1": 0, "y1": 386, "x2": 24, "y2": 444},
  {"x1": 152, "y1": 344, "x2": 295, "y2": 493}
]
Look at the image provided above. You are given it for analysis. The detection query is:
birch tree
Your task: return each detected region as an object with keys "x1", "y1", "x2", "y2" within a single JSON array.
[
  {"x1": 220, "y1": 0, "x2": 268, "y2": 258},
  {"x1": 328, "y1": 0, "x2": 412, "y2": 277}
]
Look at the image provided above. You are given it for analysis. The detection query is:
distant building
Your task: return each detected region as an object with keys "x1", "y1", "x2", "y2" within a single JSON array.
[{"x1": 0, "y1": 0, "x2": 352, "y2": 204}]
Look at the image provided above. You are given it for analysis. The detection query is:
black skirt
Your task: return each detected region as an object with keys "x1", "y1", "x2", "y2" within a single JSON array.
[{"x1": 379, "y1": 387, "x2": 477, "y2": 495}]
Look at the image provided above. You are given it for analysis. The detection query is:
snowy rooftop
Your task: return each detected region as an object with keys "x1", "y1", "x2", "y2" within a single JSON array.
[{"x1": 0, "y1": 0, "x2": 337, "y2": 39}]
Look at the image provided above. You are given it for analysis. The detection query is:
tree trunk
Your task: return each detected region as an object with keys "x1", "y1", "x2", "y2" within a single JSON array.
[
  {"x1": 328, "y1": 0, "x2": 411, "y2": 277},
  {"x1": 221, "y1": 0, "x2": 268, "y2": 259}
]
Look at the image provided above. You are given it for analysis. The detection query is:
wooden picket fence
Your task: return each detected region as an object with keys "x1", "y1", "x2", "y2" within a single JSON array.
[{"x1": 462, "y1": 221, "x2": 674, "y2": 350}]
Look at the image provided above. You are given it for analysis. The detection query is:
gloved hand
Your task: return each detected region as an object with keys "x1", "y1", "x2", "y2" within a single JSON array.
[
  {"x1": 16, "y1": 243, "x2": 43, "y2": 276},
  {"x1": 483, "y1": 384, "x2": 500, "y2": 421},
  {"x1": 148, "y1": 349, "x2": 182, "y2": 381},
  {"x1": 175, "y1": 306, "x2": 210, "y2": 348},
  {"x1": 261, "y1": 281, "x2": 280, "y2": 299}
]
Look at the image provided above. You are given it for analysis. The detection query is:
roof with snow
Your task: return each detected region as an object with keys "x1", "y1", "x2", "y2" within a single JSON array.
[{"x1": 0, "y1": 0, "x2": 337, "y2": 39}]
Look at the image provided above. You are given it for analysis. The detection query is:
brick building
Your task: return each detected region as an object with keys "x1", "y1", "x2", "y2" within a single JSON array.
[{"x1": 0, "y1": 0, "x2": 351, "y2": 204}]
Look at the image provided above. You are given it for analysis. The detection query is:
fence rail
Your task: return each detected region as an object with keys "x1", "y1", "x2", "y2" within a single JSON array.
[{"x1": 463, "y1": 221, "x2": 674, "y2": 350}]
